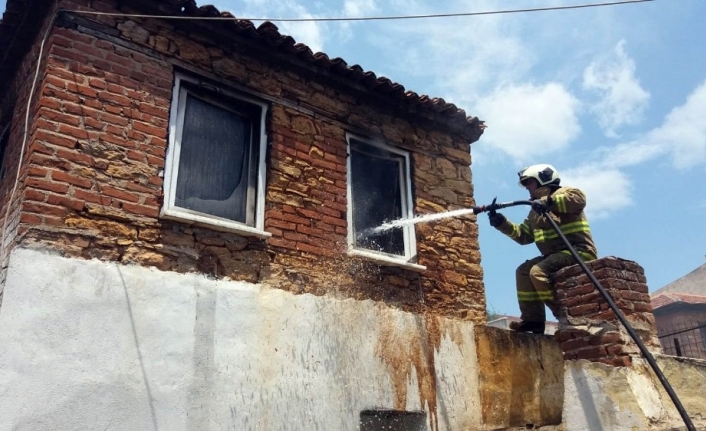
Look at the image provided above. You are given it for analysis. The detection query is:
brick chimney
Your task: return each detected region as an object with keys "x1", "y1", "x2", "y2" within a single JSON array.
[{"x1": 553, "y1": 256, "x2": 661, "y2": 367}]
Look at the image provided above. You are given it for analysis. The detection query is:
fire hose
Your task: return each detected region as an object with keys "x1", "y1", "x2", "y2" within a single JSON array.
[{"x1": 474, "y1": 198, "x2": 695, "y2": 431}]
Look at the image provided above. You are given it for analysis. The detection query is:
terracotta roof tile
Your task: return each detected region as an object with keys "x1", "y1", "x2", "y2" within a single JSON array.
[
  {"x1": 0, "y1": 0, "x2": 484, "y2": 139},
  {"x1": 651, "y1": 292, "x2": 706, "y2": 309}
]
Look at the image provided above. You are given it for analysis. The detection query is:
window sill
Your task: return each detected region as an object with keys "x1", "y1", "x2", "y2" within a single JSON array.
[
  {"x1": 160, "y1": 208, "x2": 272, "y2": 239},
  {"x1": 348, "y1": 249, "x2": 426, "y2": 272}
]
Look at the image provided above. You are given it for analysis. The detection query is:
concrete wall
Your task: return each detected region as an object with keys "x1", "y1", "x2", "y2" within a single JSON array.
[
  {"x1": 0, "y1": 247, "x2": 483, "y2": 431},
  {"x1": 3, "y1": 248, "x2": 705, "y2": 431}
]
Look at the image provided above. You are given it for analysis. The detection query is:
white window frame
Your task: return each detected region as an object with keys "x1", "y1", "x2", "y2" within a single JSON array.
[
  {"x1": 346, "y1": 134, "x2": 425, "y2": 272},
  {"x1": 161, "y1": 72, "x2": 271, "y2": 239}
]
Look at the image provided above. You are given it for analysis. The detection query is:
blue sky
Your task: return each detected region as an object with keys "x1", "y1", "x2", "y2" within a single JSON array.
[{"x1": 2, "y1": 0, "x2": 704, "y2": 317}]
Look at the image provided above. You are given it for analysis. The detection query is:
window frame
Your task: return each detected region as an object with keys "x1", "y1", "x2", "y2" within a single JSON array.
[
  {"x1": 345, "y1": 134, "x2": 424, "y2": 271},
  {"x1": 161, "y1": 72, "x2": 271, "y2": 239}
]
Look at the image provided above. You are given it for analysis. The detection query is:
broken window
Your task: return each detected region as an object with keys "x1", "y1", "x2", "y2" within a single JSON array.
[
  {"x1": 347, "y1": 136, "x2": 417, "y2": 261},
  {"x1": 162, "y1": 73, "x2": 269, "y2": 236}
]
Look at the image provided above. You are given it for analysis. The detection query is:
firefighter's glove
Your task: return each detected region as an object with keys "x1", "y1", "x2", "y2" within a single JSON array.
[
  {"x1": 488, "y1": 211, "x2": 506, "y2": 228},
  {"x1": 531, "y1": 196, "x2": 553, "y2": 213}
]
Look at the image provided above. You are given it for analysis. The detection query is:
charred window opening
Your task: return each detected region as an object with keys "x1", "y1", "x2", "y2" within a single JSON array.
[
  {"x1": 360, "y1": 409, "x2": 427, "y2": 431},
  {"x1": 162, "y1": 73, "x2": 269, "y2": 235},
  {"x1": 347, "y1": 136, "x2": 417, "y2": 262}
]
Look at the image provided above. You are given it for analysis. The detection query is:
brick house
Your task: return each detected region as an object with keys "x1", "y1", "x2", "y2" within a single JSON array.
[
  {"x1": 652, "y1": 293, "x2": 706, "y2": 359},
  {"x1": 0, "y1": 0, "x2": 496, "y2": 429}
]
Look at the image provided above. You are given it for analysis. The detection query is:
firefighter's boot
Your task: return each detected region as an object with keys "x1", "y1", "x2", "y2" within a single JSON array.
[{"x1": 509, "y1": 320, "x2": 545, "y2": 334}]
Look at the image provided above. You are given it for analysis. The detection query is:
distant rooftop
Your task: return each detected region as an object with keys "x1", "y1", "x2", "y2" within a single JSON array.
[
  {"x1": 651, "y1": 292, "x2": 706, "y2": 310},
  {"x1": 652, "y1": 261, "x2": 706, "y2": 296}
]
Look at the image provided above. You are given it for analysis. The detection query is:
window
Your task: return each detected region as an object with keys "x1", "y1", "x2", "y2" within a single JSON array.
[
  {"x1": 346, "y1": 135, "x2": 422, "y2": 270},
  {"x1": 162, "y1": 73, "x2": 270, "y2": 238}
]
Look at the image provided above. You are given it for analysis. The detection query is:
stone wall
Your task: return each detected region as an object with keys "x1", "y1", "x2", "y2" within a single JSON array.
[
  {"x1": 554, "y1": 256, "x2": 661, "y2": 367},
  {"x1": 3, "y1": 0, "x2": 485, "y2": 320}
]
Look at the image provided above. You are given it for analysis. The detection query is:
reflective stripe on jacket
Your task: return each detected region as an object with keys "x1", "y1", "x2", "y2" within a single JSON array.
[{"x1": 495, "y1": 186, "x2": 598, "y2": 259}]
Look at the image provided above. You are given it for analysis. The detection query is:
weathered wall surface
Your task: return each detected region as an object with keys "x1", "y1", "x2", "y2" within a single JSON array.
[
  {"x1": 3, "y1": 248, "x2": 705, "y2": 431},
  {"x1": 563, "y1": 357, "x2": 706, "y2": 431},
  {"x1": 8, "y1": 0, "x2": 485, "y2": 320},
  {"x1": 474, "y1": 326, "x2": 564, "y2": 429},
  {"x1": 0, "y1": 247, "x2": 484, "y2": 431}
]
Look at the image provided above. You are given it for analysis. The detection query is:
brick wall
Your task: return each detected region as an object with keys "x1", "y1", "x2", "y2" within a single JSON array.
[
  {"x1": 0, "y1": 7, "x2": 62, "y2": 290},
  {"x1": 554, "y1": 257, "x2": 661, "y2": 367},
  {"x1": 3, "y1": 0, "x2": 485, "y2": 320}
]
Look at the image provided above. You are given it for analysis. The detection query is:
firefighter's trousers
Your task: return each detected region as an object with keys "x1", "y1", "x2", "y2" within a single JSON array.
[{"x1": 515, "y1": 252, "x2": 576, "y2": 323}]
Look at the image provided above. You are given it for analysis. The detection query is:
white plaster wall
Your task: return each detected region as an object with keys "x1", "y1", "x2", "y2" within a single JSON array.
[
  {"x1": 563, "y1": 359, "x2": 706, "y2": 431},
  {"x1": 0, "y1": 247, "x2": 481, "y2": 431}
]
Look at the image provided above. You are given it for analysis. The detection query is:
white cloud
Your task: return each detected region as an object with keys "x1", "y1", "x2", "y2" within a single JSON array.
[
  {"x1": 344, "y1": 0, "x2": 377, "y2": 17},
  {"x1": 583, "y1": 40, "x2": 650, "y2": 137},
  {"x1": 562, "y1": 165, "x2": 633, "y2": 219},
  {"x1": 475, "y1": 83, "x2": 581, "y2": 162},
  {"x1": 564, "y1": 78, "x2": 706, "y2": 218},
  {"x1": 593, "y1": 78, "x2": 706, "y2": 170}
]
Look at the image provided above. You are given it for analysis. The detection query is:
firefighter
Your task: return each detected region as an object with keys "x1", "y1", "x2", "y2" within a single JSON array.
[{"x1": 488, "y1": 164, "x2": 598, "y2": 334}]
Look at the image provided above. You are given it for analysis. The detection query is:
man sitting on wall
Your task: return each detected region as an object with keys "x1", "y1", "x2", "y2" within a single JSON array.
[{"x1": 488, "y1": 164, "x2": 598, "y2": 334}]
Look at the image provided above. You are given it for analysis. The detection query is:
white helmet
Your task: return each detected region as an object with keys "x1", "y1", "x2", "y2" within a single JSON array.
[{"x1": 517, "y1": 164, "x2": 560, "y2": 187}]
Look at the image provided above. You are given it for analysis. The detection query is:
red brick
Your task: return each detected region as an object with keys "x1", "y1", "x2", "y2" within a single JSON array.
[
  {"x1": 26, "y1": 178, "x2": 70, "y2": 194},
  {"x1": 319, "y1": 206, "x2": 340, "y2": 218},
  {"x1": 58, "y1": 124, "x2": 89, "y2": 140},
  {"x1": 19, "y1": 213, "x2": 42, "y2": 225},
  {"x1": 564, "y1": 284, "x2": 595, "y2": 297},
  {"x1": 294, "y1": 207, "x2": 322, "y2": 220},
  {"x1": 51, "y1": 35, "x2": 73, "y2": 48},
  {"x1": 56, "y1": 148, "x2": 94, "y2": 166},
  {"x1": 125, "y1": 182, "x2": 157, "y2": 194},
  {"x1": 39, "y1": 97, "x2": 62, "y2": 111},
  {"x1": 313, "y1": 220, "x2": 335, "y2": 232},
  {"x1": 46, "y1": 194, "x2": 85, "y2": 211},
  {"x1": 145, "y1": 155, "x2": 164, "y2": 168},
  {"x1": 575, "y1": 346, "x2": 606, "y2": 360},
  {"x1": 98, "y1": 91, "x2": 132, "y2": 107},
  {"x1": 22, "y1": 202, "x2": 67, "y2": 218},
  {"x1": 51, "y1": 170, "x2": 93, "y2": 189},
  {"x1": 322, "y1": 215, "x2": 346, "y2": 228},
  {"x1": 283, "y1": 231, "x2": 308, "y2": 242},
  {"x1": 126, "y1": 149, "x2": 145, "y2": 162},
  {"x1": 132, "y1": 121, "x2": 166, "y2": 138},
  {"x1": 295, "y1": 242, "x2": 323, "y2": 255},
  {"x1": 269, "y1": 237, "x2": 297, "y2": 250},
  {"x1": 266, "y1": 218, "x2": 296, "y2": 231},
  {"x1": 88, "y1": 77, "x2": 108, "y2": 89},
  {"x1": 106, "y1": 53, "x2": 134, "y2": 67},
  {"x1": 23, "y1": 189, "x2": 47, "y2": 202},
  {"x1": 102, "y1": 186, "x2": 140, "y2": 202},
  {"x1": 50, "y1": 46, "x2": 89, "y2": 64},
  {"x1": 324, "y1": 200, "x2": 347, "y2": 212},
  {"x1": 28, "y1": 166, "x2": 49, "y2": 178},
  {"x1": 122, "y1": 202, "x2": 159, "y2": 218},
  {"x1": 74, "y1": 189, "x2": 112, "y2": 205},
  {"x1": 44, "y1": 75, "x2": 68, "y2": 89}
]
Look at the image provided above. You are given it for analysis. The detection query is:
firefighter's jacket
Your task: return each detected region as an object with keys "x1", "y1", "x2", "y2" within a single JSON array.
[{"x1": 494, "y1": 186, "x2": 598, "y2": 261}]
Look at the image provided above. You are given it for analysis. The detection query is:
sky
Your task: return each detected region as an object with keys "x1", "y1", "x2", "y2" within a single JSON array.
[{"x1": 2, "y1": 0, "x2": 705, "y2": 317}]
